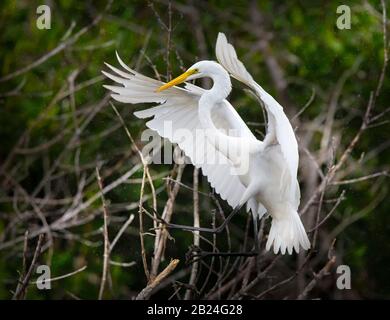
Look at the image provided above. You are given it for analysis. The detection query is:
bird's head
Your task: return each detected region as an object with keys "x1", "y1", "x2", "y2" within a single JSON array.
[{"x1": 156, "y1": 60, "x2": 230, "y2": 92}]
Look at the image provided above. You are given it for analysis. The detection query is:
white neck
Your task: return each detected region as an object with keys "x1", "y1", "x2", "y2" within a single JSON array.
[
  {"x1": 202, "y1": 70, "x2": 231, "y2": 103},
  {"x1": 196, "y1": 70, "x2": 238, "y2": 164},
  {"x1": 198, "y1": 70, "x2": 231, "y2": 129}
]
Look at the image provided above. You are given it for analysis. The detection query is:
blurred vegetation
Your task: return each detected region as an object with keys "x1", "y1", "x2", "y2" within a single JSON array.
[{"x1": 0, "y1": 0, "x2": 389, "y2": 299}]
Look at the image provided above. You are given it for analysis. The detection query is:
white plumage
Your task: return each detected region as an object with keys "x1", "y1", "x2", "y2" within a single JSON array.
[{"x1": 103, "y1": 32, "x2": 310, "y2": 254}]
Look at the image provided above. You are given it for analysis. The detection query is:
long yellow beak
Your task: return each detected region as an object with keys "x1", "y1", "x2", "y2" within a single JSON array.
[{"x1": 156, "y1": 69, "x2": 197, "y2": 92}]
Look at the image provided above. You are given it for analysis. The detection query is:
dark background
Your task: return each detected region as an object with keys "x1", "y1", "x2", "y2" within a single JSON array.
[{"x1": 0, "y1": 0, "x2": 389, "y2": 299}]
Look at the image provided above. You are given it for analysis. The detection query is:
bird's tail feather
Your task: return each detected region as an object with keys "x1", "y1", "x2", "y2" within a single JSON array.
[{"x1": 266, "y1": 210, "x2": 310, "y2": 255}]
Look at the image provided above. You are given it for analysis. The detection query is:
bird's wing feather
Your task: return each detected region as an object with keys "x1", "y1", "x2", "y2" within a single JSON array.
[
  {"x1": 216, "y1": 32, "x2": 300, "y2": 209},
  {"x1": 103, "y1": 53, "x2": 262, "y2": 213}
]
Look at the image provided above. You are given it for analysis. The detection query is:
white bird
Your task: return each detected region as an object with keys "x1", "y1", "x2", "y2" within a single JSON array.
[{"x1": 103, "y1": 32, "x2": 310, "y2": 255}]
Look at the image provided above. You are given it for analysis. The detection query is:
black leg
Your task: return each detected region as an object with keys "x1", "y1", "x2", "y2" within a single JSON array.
[
  {"x1": 252, "y1": 213, "x2": 262, "y2": 272},
  {"x1": 158, "y1": 203, "x2": 244, "y2": 234},
  {"x1": 152, "y1": 204, "x2": 262, "y2": 262},
  {"x1": 252, "y1": 213, "x2": 259, "y2": 253},
  {"x1": 186, "y1": 246, "x2": 258, "y2": 264},
  {"x1": 185, "y1": 212, "x2": 261, "y2": 263},
  {"x1": 195, "y1": 251, "x2": 258, "y2": 258}
]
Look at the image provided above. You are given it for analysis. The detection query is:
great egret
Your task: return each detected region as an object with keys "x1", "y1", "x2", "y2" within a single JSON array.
[{"x1": 103, "y1": 32, "x2": 310, "y2": 255}]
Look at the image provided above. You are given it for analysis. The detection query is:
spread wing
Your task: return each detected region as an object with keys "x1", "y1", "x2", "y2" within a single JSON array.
[
  {"x1": 103, "y1": 52, "x2": 265, "y2": 215},
  {"x1": 216, "y1": 33, "x2": 300, "y2": 209}
]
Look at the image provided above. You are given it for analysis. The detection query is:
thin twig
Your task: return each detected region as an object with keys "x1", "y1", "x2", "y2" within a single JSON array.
[
  {"x1": 331, "y1": 171, "x2": 389, "y2": 185},
  {"x1": 96, "y1": 167, "x2": 110, "y2": 300},
  {"x1": 135, "y1": 259, "x2": 179, "y2": 300},
  {"x1": 184, "y1": 168, "x2": 200, "y2": 299},
  {"x1": 139, "y1": 168, "x2": 150, "y2": 282},
  {"x1": 13, "y1": 234, "x2": 44, "y2": 300},
  {"x1": 297, "y1": 255, "x2": 336, "y2": 300},
  {"x1": 30, "y1": 265, "x2": 87, "y2": 285}
]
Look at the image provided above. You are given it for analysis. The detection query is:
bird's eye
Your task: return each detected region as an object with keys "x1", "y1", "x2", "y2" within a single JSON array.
[{"x1": 194, "y1": 68, "x2": 199, "y2": 73}]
